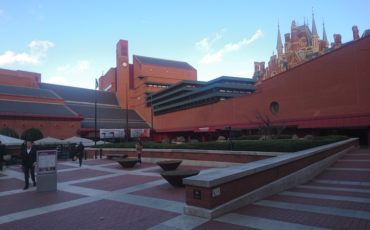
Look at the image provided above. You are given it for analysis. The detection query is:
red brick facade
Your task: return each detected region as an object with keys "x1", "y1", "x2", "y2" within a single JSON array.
[
  {"x1": 0, "y1": 68, "x2": 81, "y2": 138},
  {"x1": 153, "y1": 35, "x2": 370, "y2": 136},
  {"x1": 0, "y1": 68, "x2": 41, "y2": 88}
]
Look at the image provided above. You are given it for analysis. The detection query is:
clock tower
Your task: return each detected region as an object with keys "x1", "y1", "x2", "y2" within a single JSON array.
[{"x1": 116, "y1": 40, "x2": 130, "y2": 108}]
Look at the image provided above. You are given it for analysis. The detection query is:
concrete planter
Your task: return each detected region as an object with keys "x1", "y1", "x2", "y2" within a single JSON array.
[
  {"x1": 157, "y1": 160, "x2": 182, "y2": 171},
  {"x1": 160, "y1": 169, "x2": 200, "y2": 187},
  {"x1": 107, "y1": 154, "x2": 128, "y2": 160},
  {"x1": 117, "y1": 158, "x2": 137, "y2": 168}
]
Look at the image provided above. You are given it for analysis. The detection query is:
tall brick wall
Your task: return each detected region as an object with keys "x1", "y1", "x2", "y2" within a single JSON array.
[{"x1": 153, "y1": 36, "x2": 370, "y2": 132}]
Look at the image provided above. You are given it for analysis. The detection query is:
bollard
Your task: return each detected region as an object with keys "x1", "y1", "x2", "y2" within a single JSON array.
[{"x1": 99, "y1": 148, "x2": 102, "y2": 159}]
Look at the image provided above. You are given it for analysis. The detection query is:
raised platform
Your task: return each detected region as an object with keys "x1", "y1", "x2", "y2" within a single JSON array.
[{"x1": 183, "y1": 138, "x2": 358, "y2": 219}]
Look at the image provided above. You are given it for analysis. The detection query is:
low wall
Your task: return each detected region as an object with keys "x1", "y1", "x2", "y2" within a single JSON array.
[
  {"x1": 84, "y1": 148, "x2": 280, "y2": 167},
  {"x1": 183, "y1": 138, "x2": 358, "y2": 219}
]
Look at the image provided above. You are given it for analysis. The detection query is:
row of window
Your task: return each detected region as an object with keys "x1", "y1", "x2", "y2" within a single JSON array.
[
  {"x1": 218, "y1": 89, "x2": 250, "y2": 94},
  {"x1": 146, "y1": 84, "x2": 169, "y2": 88}
]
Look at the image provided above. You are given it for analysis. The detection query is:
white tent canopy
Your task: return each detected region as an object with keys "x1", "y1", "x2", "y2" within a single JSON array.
[
  {"x1": 34, "y1": 136, "x2": 65, "y2": 145},
  {"x1": 0, "y1": 134, "x2": 24, "y2": 146},
  {"x1": 63, "y1": 136, "x2": 95, "y2": 147},
  {"x1": 96, "y1": 140, "x2": 110, "y2": 145}
]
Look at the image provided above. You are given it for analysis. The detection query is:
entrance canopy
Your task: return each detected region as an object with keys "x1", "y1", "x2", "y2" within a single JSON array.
[
  {"x1": 63, "y1": 136, "x2": 95, "y2": 146},
  {"x1": 35, "y1": 136, "x2": 65, "y2": 145}
]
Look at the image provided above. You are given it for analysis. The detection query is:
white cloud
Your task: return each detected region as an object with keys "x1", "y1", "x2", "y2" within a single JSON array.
[
  {"x1": 56, "y1": 60, "x2": 91, "y2": 74},
  {"x1": 77, "y1": 60, "x2": 90, "y2": 72},
  {"x1": 48, "y1": 60, "x2": 92, "y2": 88},
  {"x1": 200, "y1": 50, "x2": 224, "y2": 64},
  {"x1": 199, "y1": 29, "x2": 263, "y2": 64},
  {"x1": 196, "y1": 29, "x2": 225, "y2": 52},
  {"x1": 0, "y1": 40, "x2": 54, "y2": 66}
]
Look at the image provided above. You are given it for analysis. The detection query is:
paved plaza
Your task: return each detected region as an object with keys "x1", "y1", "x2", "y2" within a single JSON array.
[{"x1": 0, "y1": 148, "x2": 370, "y2": 229}]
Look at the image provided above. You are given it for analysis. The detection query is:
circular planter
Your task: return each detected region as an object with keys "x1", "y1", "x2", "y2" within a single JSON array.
[
  {"x1": 117, "y1": 157, "x2": 138, "y2": 168},
  {"x1": 160, "y1": 169, "x2": 200, "y2": 187},
  {"x1": 157, "y1": 160, "x2": 182, "y2": 171},
  {"x1": 107, "y1": 154, "x2": 128, "y2": 160}
]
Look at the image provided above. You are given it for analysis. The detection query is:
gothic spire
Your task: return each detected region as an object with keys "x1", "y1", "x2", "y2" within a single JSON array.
[
  {"x1": 276, "y1": 23, "x2": 283, "y2": 49},
  {"x1": 323, "y1": 22, "x2": 328, "y2": 44},
  {"x1": 312, "y1": 11, "x2": 318, "y2": 36}
]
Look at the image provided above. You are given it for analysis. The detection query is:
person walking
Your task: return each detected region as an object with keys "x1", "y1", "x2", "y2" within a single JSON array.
[
  {"x1": 135, "y1": 140, "x2": 143, "y2": 164},
  {"x1": 21, "y1": 141, "x2": 37, "y2": 190},
  {"x1": 0, "y1": 141, "x2": 4, "y2": 171},
  {"x1": 77, "y1": 142, "x2": 84, "y2": 167}
]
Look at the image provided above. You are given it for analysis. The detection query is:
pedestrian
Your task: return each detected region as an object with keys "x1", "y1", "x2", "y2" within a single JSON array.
[
  {"x1": 0, "y1": 141, "x2": 5, "y2": 171},
  {"x1": 77, "y1": 142, "x2": 84, "y2": 167},
  {"x1": 21, "y1": 141, "x2": 37, "y2": 190},
  {"x1": 70, "y1": 144, "x2": 77, "y2": 161},
  {"x1": 135, "y1": 140, "x2": 143, "y2": 164}
]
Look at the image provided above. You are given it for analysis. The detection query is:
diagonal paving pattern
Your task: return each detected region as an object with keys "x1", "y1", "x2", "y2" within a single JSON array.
[{"x1": 1, "y1": 147, "x2": 370, "y2": 229}]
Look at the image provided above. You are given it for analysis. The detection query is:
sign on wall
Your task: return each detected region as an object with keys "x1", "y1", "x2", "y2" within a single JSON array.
[
  {"x1": 100, "y1": 129, "x2": 125, "y2": 139},
  {"x1": 130, "y1": 128, "x2": 150, "y2": 138}
]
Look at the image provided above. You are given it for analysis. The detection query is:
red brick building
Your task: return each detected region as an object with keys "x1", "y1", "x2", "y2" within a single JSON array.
[
  {"x1": 0, "y1": 68, "x2": 148, "y2": 139},
  {"x1": 1, "y1": 23, "x2": 369, "y2": 144}
]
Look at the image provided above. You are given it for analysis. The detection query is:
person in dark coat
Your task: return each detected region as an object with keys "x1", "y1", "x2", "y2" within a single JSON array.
[
  {"x1": 76, "y1": 142, "x2": 84, "y2": 167},
  {"x1": 135, "y1": 140, "x2": 143, "y2": 164},
  {"x1": 69, "y1": 144, "x2": 77, "y2": 160},
  {"x1": 0, "y1": 141, "x2": 5, "y2": 171},
  {"x1": 21, "y1": 141, "x2": 37, "y2": 190}
]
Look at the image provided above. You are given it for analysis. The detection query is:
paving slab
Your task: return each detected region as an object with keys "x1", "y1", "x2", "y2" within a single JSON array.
[
  {"x1": 73, "y1": 174, "x2": 161, "y2": 191},
  {"x1": 0, "y1": 178, "x2": 24, "y2": 192},
  {"x1": 0, "y1": 199, "x2": 179, "y2": 230},
  {"x1": 57, "y1": 168, "x2": 113, "y2": 182},
  {"x1": 131, "y1": 182, "x2": 186, "y2": 202},
  {"x1": 0, "y1": 190, "x2": 85, "y2": 216}
]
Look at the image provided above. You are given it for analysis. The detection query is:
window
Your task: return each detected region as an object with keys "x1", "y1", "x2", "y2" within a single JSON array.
[{"x1": 270, "y1": 101, "x2": 279, "y2": 114}]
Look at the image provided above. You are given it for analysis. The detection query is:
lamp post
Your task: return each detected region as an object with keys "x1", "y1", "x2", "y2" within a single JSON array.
[
  {"x1": 150, "y1": 93, "x2": 154, "y2": 139},
  {"x1": 94, "y1": 78, "x2": 98, "y2": 147},
  {"x1": 125, "y1": 84, "x2": 129, "y2": 142}
]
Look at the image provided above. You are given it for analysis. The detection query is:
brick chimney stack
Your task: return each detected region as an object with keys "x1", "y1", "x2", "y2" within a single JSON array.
[{"x1": 352, "y1": 25, "x2": 360, "y2": 40}]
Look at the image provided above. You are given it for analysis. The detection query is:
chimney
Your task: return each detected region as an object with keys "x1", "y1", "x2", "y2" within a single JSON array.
[
  {"x1": 332, "y1": 34, "x2": 342, "y2": 49},
  {"x1": 352, "y1": 25, "x2": 360, "y2": 40}
]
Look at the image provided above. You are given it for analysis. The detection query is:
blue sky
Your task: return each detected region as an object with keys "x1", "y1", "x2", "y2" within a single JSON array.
[{"x1": 0, "y1": 0, "x2": 369, "y2": 89}]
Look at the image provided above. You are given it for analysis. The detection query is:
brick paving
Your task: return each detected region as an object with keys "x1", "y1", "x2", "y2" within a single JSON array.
[
  {"x1": 132, "y1": 183, "x2": 186, "y2": 202},
  {"x1": 57, "y1": 168, "x2": 112, "y2": 182},
  {"x1": 0, "y1": 199, "x2": 178, "y2": 230},
  {"x1": 0, "y1": 147, "x2": 369, "y2": 229},
  {"x1": 0, "y1": 190, "x2": 85, "y2": 216},
  {"x1": 0, "y1": 178, "x2": 24, "y2": 192},
  {"x1": 73, "y1": 174, "x2": 161, "y2": 191}
]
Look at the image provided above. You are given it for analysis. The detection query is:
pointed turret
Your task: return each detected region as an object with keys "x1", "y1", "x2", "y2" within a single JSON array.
[
  {"x1": 276, "y1": 23, "x2": 283, "y2": 57},
  {"x1": 322, "y1": 22, "x2": 328, "y2": 47},
  {"x1": 312, "y1": 12, "x2": 318, "y2": 36},
  {"x1": 311, "y1": 11, "x2": 319, "y2": 52}
]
